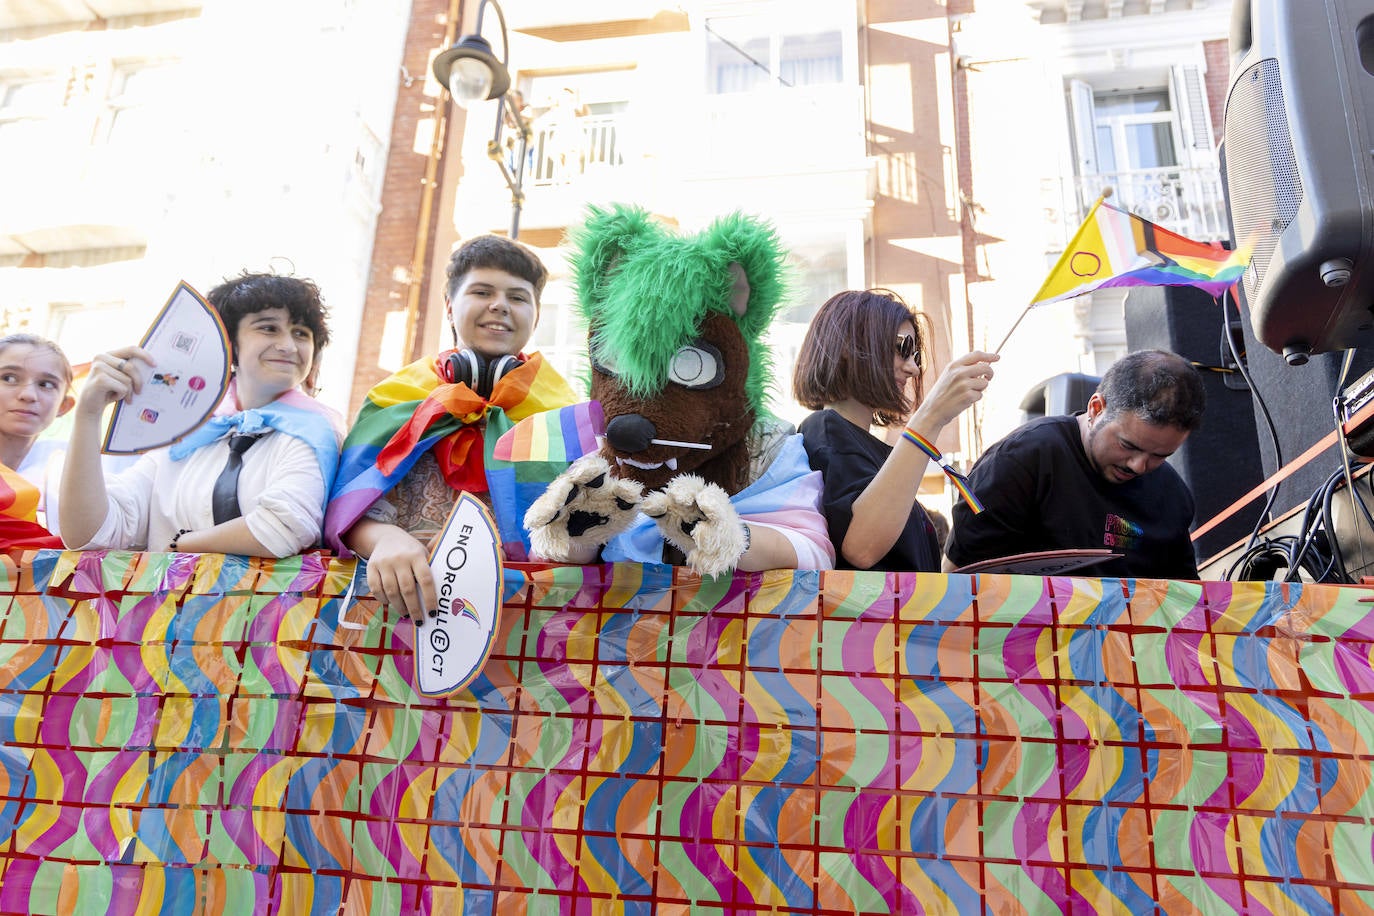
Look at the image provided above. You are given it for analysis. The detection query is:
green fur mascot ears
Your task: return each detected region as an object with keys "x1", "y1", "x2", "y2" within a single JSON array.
[
  {"x1": 573, "y1": 205, "x2": 783, "y2": 414},
  {"x1": 525, "y1": 204, "x2": 834, "y2": 576}
]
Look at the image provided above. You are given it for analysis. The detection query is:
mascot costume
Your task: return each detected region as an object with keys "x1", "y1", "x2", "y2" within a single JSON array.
[{"x1": 524, "y1": 204, "x2": 833, "y2": 576}]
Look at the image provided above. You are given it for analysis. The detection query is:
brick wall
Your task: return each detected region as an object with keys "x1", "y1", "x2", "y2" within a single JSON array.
[
  {"x1": 1204, "y1": 37, "x2": 1229, "y2": 144},
  {"x1": 350, "y1": 0, "x2": 457, "y2": 416}
]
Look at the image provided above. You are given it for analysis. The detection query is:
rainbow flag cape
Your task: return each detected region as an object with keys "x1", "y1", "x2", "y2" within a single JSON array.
[
  {"x1": 1030, "y1": 200, "x2": 1252, "y2": 306},
  {"x1": 0, "y1": 465, "x2": 60, "y2": 550},
  {"x1": 324, "y1": 351, "x2": 577, "y2": 557},
  {"x1": 487, "y1": 402, "x2": 605, "y2": 559}
]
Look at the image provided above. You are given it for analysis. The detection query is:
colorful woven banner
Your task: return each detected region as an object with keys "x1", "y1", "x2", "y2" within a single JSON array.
[{"x1": 0, "y1": 550, "x2": 1371, "y2": 914}]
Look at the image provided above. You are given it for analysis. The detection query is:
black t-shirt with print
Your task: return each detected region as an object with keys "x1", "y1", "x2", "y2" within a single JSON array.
[{"x1": 946, "y1": 415, "x2": 1198, "y2": 579}]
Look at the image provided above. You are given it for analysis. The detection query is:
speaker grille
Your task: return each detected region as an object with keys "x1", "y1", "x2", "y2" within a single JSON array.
[{"x1": 1223, "y1": 57, "x2": 1304, "y2": 301}]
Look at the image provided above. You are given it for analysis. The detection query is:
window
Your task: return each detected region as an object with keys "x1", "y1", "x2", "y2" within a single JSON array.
[
  {"x1": 528, "y1": 275, "x2": 590, "y2": 388},
  {"x1": 1065, "y1": 68, "x2": 1224, "y2": 240},
  {"x1": 1, "y1": 77, "x2": 64, "y2": 114},
  {"x1": 705, "y1": 16, "x2": 842, "y2": 93},
  {"x1": 0, "y1": 75, "x2": 63, "y2": 142},
  {"x1": 105, "y1": 61, "x2": 179, "y2": 152},
  {"x1": 522, "y1": 72, "x2": 631, "y2": 183},
  {"x1": 1093, "y1": 89, "x2": 1179, "y2": 173},
  {"x1": 1067, "y1": 57, "x2": 1217, "y2": 179},
  {"x1": 50, "y1": 301, "x2": 129, "y2": 364},
  {"x1": 767, "y1": 228, "x2": 851, "y2": 426},
  {"x1": 780, "y1": 30, "x2": 842, "y2": 87},
  {"x1": 779, "y1": 240, "x2": 847, "y2": 325},
  {"x1": 0, "y1": 76, "x2": 64, "y2": 192}
]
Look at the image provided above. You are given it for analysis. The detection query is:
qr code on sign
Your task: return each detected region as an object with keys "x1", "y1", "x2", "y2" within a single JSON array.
[{"x1": 170, "y1": 332, "x2": 196, "y2": 355}]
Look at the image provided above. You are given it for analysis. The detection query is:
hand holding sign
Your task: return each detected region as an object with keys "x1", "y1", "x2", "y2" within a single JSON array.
[
  {"x1": 103, "y1": 282, "x2": 232, "y2": 454},
  {"x1": 415, "y1": 492, "x2": 505, "y2": 697}
]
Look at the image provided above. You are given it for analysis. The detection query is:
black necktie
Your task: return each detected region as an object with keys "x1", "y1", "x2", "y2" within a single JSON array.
[{"x1": 211, "y1": 433, "x2": 261, "y2": 525}]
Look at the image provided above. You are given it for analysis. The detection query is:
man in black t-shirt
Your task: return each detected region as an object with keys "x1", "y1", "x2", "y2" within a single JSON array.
[{"x1": 946, "y1": 349, "x2": 1205, "y2": 579}]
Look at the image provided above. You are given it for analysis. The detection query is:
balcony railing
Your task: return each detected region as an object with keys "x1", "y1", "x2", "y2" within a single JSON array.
[
  {"x1": 1041, "y1": 166, "x2": 1232, "y2": 251},
  {"x1": 516, "y1": 87, "x2": 868, "y2": 189},
  {"x1": 527, "y1": 115, "x2": 625, "y2": 186}
]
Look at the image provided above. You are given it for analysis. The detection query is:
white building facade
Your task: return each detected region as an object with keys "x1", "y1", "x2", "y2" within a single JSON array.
[
  {"x1": 1, "y1": 0, "x2": 1234, "y2": 473},
  {"x1": 0, "y1": 0, "x2": 412, "y2": 418},
  {"x1": 955, "y1": 0, "x2": 1232, "y2": 442}
]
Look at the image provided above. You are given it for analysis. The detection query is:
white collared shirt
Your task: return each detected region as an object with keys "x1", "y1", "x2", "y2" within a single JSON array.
[{"x1": 73, "y1": 429, "x2": 327, "y2": 556}]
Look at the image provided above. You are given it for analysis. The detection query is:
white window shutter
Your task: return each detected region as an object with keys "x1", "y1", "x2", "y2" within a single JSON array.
[
  {"x1": 1066, "y1": 78, "x2": 1098, "y2": 176},
  {"x1": 1170, "y1": 63, "x2": 1214, "y2": 157}
]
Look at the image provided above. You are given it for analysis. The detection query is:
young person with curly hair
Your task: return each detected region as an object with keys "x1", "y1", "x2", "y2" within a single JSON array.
[{"x1": 59, "y1": 273, "x2": 343, "y2": 557}]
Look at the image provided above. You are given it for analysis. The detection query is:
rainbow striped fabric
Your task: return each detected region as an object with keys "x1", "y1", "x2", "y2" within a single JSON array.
[
  {"x1": 0, "y1": 463, "x2": 59, "y2": 548},
  {"x1": 901, "y1": 427, "x2": 984, "y2": 514},
  {"x1": 323, "y1": 352, "x2": 577, "y2": 555},
  {"x1": 0, "y1": 463, "x2": 40, "y2": 523},
  {"x1": 1031, "y1": 200, "x2": 1252, "y2": 306},
  {"x1": 486, "y1": 401, "x2": 606, "y2": 559},
  {"x1": 1, "y1": 551, "x2": 1372, "y2": 913},
  {"x1": 492, "y1": 400, "x2": 604, "y2": 463}
]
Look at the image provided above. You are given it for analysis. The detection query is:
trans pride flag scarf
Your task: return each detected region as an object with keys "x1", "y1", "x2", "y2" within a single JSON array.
[
  {"x1": 168, "y1": 379, "x2": 345, "y2": 478},
  {"x1": 602, "y1": 434, "x2": 833, "y2": 570},
  {"x1": 323, "y1": 351, "x2": 577, "y2": 557}
]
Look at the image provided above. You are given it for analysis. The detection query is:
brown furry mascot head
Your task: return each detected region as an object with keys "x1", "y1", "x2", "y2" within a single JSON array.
[{"x1": 525, "y1": 204, "x2": 796, "y2": 575}]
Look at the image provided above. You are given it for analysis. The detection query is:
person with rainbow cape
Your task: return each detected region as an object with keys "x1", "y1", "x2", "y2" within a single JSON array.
[{"x1": 324, "y1": 235, "x2": 577, "y2": 626}]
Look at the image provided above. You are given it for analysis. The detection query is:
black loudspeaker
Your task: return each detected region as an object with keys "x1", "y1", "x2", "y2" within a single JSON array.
[
  {"x1": 1230, "y1": 282, "x2": 1374, "y2": 519},
  {"x1": 1222, "y1": 0, "x2": 1374, "y2": 362},
  {"x1": 441, "y1": 349, "x2": 523, "y2": 398},
  {"x1": 1124, "y1": 285, "x2": 1267, "y2": 561},
  {"x1": 1019, "y1": 373, "x2": 1099, "y2": 424}
]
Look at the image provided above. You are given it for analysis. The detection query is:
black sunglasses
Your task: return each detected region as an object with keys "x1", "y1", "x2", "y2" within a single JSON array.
[{"x1": 895, "y1": 334, "x2": 917, "y2": 361}]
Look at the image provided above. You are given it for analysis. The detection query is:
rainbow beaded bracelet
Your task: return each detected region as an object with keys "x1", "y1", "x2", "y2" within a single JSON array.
[{"x1": 901, "y1": 428, "x2": 986, "y2": 514}]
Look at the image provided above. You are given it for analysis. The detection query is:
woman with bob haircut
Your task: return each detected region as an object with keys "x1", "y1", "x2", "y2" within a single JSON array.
[{"x1": 792, "y1": 288, "x2": 997, "y2": 571}]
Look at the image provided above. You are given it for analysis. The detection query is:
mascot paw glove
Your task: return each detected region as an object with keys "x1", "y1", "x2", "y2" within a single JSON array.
[
  {"x1": 525, "y1": 454, "x2": 645, "y2": 561},
  {"x1": 642, "y1": 474, "x2": 746, "y2": 578}
]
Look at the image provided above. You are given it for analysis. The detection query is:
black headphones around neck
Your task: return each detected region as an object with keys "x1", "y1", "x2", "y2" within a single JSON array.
[{"x1": 441, "y1": 349, "x2": 524, "y2": 398}]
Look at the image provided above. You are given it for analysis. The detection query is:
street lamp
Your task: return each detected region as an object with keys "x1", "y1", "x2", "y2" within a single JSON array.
[{"x1": 432, "y1": 0, "x2": 530, "y2": 239}]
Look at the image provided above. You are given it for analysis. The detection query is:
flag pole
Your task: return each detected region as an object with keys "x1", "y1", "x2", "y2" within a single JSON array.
[
  {"x1": 991, "y1": 303, "x2": 1033, "y2": 356},
  {"x1": 992, "y1": 187, "x2": 1113, "y2": 356}
]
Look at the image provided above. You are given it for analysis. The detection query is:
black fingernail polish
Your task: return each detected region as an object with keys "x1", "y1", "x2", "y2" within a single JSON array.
[
  {"x1": 416, "y1": 618, "x2": 424, "y2": 627},
  {"x1": 428, "y1": 610, "x2": 437, "y2": 618}
]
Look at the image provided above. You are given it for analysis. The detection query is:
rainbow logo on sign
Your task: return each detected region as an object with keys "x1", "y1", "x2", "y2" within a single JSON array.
[
  {"x1": 419, "y1": 492, "x2": 503, "y2": 697},
  {"x1": 451, "y1": 595, "x2": 481, "y2": 625}
]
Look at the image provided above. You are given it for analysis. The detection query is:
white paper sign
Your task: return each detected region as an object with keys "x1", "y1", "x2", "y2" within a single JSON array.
[
  {"x1": 103, "y1": 281, "x2": 232, "y2": 455},
  {"x1": 416, "y1": 492, "x2": 505, "y2": 697}
]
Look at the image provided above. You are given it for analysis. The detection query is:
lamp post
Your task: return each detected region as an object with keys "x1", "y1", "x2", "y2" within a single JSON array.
[{"x1": 432, "y1": 0, "x2": 530, "y2": 239}]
